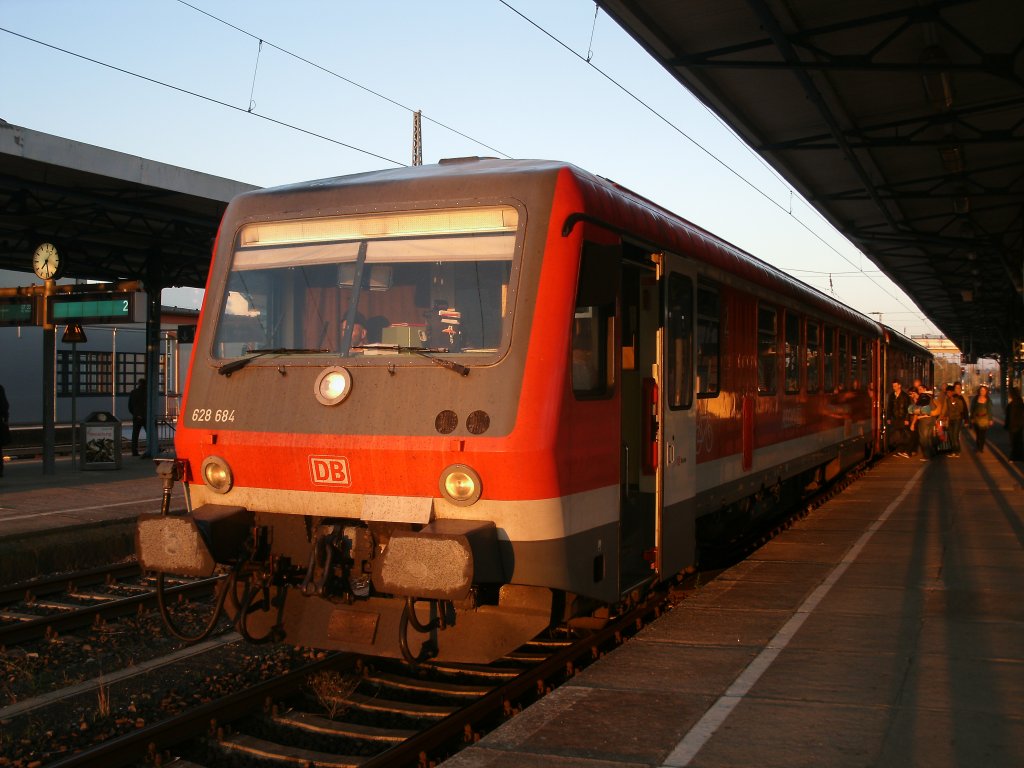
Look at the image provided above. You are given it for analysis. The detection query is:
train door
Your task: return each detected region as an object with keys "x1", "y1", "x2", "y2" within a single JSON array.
[
  {"x1": 618, "y1": 255, "x2": 660, "y2": 592},
  {"x1": 618, "y1": 249, "x2": 697, "y2": 590},
  {"x1": 659, "y1": 253, "x2": 697, "y2": 576}
]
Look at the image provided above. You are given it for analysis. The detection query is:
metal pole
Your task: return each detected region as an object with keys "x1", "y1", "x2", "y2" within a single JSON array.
[
  {"x1": 42, "y1": 278, "x2": 56, "y2": 475},
  {"x1": 71, "y1": 337, "x2": 78, "y2": 470},
  {"x1": 412, "y1": 110, "x2": 422, "y2": 166},
  {"x1": 111, "y1": 327, "x2": 117, "y2": 417}
]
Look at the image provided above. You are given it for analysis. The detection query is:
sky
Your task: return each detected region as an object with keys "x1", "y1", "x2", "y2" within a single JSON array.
[{"x1": 0, "y1": 0, "x2": 940, "y2": 337}]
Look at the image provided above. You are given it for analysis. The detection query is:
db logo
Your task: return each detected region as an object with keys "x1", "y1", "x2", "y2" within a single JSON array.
[{"x1": 309, "y1": 455, "x2": 352, "y2": 487}]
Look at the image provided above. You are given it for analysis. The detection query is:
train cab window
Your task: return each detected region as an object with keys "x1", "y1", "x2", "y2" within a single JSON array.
[
  {"x1": 214, "y1": 205, "x2": 520, "y2": 363},
  {"x1": 823, "y1": 325, "x2": 835, "y2": 392},
  {"x1": 696, "y1": 281, "x2": 720, "y2": 397},
  {"x1": 572, "y1": 244, "x2": 617, "y2": 398},
  {"x1": 666, "y1": 273, "x2": 694, "y2": 410},
  {"x1": 783, "y1": 311, "x2": 802, "y2": 394},
  {"x1": 757, "y1": 304, "x2": 777, "y2": 395},
  {"x1": 838, "y1": 331, "x2": 849, "y2": 390},
  {"x1": 806, "y1": 321, "x2": 820, "y2": 393}
]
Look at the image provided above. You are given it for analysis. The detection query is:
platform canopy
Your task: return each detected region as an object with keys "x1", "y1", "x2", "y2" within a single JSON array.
[
  {"x1": 0, "y1": 121, "x2": 256, "y2": 289},
  {"x1": 597, "y1": 0, "x2": 1023, "y2": 360}
]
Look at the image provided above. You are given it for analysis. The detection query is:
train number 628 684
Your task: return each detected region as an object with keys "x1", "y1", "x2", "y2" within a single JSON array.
[{"x1": 191, "y1": 408, "x2": 236, "y2": 423}]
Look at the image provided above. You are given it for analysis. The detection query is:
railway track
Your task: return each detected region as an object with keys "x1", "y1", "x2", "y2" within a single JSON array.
[
  {"x1": 0, "y1": 562, "x2": 218, "y2": 646},
  {"x1": 34, "y1": 590, "x2": 666, "y2": 768}
]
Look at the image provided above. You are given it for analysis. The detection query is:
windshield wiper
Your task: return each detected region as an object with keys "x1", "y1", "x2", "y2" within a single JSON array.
[
  {"x1": 217, "y1": 348, "x2": 326, "y2": 376},
  {"x1": 353, "y1": 345, "x2": 470, "y2": 376}
]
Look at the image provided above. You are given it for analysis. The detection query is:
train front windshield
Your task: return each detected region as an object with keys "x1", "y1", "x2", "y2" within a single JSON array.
[{"x1": 213, "y1": 206, "x2": 519, "y2": 361}]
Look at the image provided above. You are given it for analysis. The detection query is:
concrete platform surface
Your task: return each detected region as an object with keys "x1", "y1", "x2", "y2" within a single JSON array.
[
  {"x1": 0, "y1": 453, "x2": 184, "y2": 582},
  {"x1": 444, "y1": 431, "x2": 1024, "y2": 768}
]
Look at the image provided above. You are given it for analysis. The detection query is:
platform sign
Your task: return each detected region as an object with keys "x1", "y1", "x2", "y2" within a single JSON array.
[
  {"x1": 50, "y1": 292, "x2": 145, "y2": 324},
  {"x1": 0, "y1": 296, "x2": 39, "y2": 326}
]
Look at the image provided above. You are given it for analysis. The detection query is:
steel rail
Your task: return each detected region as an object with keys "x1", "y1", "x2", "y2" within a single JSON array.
[
  {"x1": 0, "y1": 575, "x2": 218, "y2": 646},
  {"x1": 0, "y1": 562, "x2": 141, "y2": 604},
  {"x1": 42, "y1": 652, "x2": 352, "y2": 768}
]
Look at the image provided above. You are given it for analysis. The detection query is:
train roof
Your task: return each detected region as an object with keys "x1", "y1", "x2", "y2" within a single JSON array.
[
  {"x1": 882, "y1": 325, "x2": 934, "y2": 358},
  {"x1": 231, "y1": 158, "x2": 880, "y2": 335},
  {"x1": 561, "y1": 164, "x2": 879, "y2": 334}
]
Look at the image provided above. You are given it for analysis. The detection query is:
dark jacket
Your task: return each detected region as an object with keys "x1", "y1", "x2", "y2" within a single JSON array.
[
  {"x1": 970, "y1": 397, "x2": 993, "y2": 427},
  {"x1": 947, "y1": 393, "x2": 968, "y2": 422},
  {"x1": 128, "y1": 385, "x2": 146, "y2": 420},
  {"x1": 1008, "y1": 397, "x2": 1024, "y2": 432},
  {"x1": 886, "y1": 390, "x2": 910, "y2": 425}
]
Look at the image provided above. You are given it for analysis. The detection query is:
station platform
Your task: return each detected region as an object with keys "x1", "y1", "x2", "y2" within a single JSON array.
[
  {"x1": 0, "y1": 452, "x2": 182, "y2": 583},
  {"x1": 446, "y1": 427, "x2": 1024, "y2": 768}
]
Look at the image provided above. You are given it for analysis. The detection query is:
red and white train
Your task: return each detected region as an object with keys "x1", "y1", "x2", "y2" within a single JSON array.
[{"x1": 138, "y1": 159, "x2": 932, "y2": 662}]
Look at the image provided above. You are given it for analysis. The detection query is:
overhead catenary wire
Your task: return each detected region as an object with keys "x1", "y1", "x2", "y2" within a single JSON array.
[
  {"x1": 174, "y1": 0, "x2": 513, "y2": 160},
  {"x1": 0, "y1": 25, "x2": 406, "y2": 168},
  {"x1": 247, "y1": 38, "x2": 263, "y2": 113},
  {"x1": 497, "y1": 0, "x2": 934, "y2": 332}
]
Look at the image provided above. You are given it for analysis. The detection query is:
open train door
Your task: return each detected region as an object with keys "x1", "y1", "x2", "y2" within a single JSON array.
[
  {"x1": 657, "y1": 253, "x2": 698, "y2": 577},
  {"x1": 616, "y1": 247, "x2": 697, "y2": 590}
]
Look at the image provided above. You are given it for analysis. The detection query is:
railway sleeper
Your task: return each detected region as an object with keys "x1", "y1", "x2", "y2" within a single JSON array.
[
  {"x1": 217, "y1": 732, "x2": 363, "y2": 768},
  {"x1": 272, "y1": 709, "x2": 416, "y2": 744}
]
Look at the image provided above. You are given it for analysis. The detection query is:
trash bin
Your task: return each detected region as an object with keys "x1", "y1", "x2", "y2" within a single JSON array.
[{"x1": 81, "y1": 411, "x2": 123, "y2": 470}]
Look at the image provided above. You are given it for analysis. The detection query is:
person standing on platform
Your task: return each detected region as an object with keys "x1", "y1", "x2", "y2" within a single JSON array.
[
  {"x1": 932, "y1": 384, "x2": 949, "y2": 454},
  {"x1": 906, "y1": 390, "x2": 921, "y2": 457},
  {"x1": 0, "y1": 383, "x2": 9, "y2": 477},
  {"x1": 970, "y1": 384, "x2": 993, "y2": 453},
  {"x1": 946, "y1": 382, "x2": 969, "y2": 457},
  {"x1": 1006, "y1": 386, "x2": 1024, "y2": 461},
  {"x1": 912, "y1": 385, "x2": 935, "y2": 461},
  {"x1": 128, "y1": 377, "x2": 147, "y2": 457},
  {"x1": 885, "y1": 380, "x2": 911, "y2": 457}
]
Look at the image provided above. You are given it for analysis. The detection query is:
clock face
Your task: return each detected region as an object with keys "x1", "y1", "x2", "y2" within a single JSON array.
[{"x1": 33, "y1": 242, "x2": 61, "y2": 280}]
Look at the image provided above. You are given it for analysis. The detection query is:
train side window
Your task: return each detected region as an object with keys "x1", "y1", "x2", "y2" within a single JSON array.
[
  {"x1": 666, "y1": 272, "x2": 694, "y2": 410},
  {"x1": 838, "y1": 332, "x2": 849, "y2": 390},
  {"x1": 850, "y1": 336, "x2": 861, "y2": 389},
  {"x1": 572, "y1": 244, "x2": 617, "y2": 398},
  {"x1": 758, "y1": 304, "x2": 777, "y2": 395},
  {"x1": 863, "y1": 340, "x2": 873, "y2": 390},
  {"x1": 807, "y1": 321, "x2": 820, "y2": 393},
  {"x1": 784, "y1": 311, "x2": 801, "y2": 394},
  {"x1": 696, "y1": 280, "x2": 720, "y2": 397},
  {"x1": 823, "y1": 325, "x2": 835, "y2": 392}
]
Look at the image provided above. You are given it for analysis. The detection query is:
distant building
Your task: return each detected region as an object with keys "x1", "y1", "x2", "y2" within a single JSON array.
[
  {"x1": 912, "y1": 334, "x2": 999, "y2": 390},
  {"x1": 911, "y1": 334, "x2": 961, "y2": 362}
]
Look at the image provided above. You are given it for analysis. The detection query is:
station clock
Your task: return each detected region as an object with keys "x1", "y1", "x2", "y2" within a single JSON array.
[{"x1": 32, "y1": 242, "x2": 64, "y2": 280}]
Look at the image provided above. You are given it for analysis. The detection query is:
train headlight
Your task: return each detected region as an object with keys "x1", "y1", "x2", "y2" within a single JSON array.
[
  {"x1": 200, "y1": 455, "x2": 233, "y2": 494},
  {"x1": 439, "y1": 464, "x2": 482, "y2": 506},
  {"x1": 314, "y1": 366, "x2": 353, "y2": 406}
]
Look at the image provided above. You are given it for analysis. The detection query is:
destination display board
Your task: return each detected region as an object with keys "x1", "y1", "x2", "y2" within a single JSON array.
[
  {"x1": 0, "y1": 296, "x2": 39, "y2": 326},
  {"x1": 50, "y1": 292, "x2": 145, "y2": 323}
]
